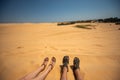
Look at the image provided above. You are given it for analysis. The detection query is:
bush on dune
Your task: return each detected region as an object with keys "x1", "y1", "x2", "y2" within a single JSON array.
[
  {"x1": 57, "y1": 22, "x2": 75, "y2": 25},
  {"x1": 74, "y1": 25, "x2": 92, "y2": 29}
]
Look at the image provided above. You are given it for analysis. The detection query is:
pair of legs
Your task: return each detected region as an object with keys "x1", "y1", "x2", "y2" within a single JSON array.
[
  {"x1": 20, "y1": 57, "x2": 56, "y2": 80},
  {"x1": 60, "y1": 56, "x2": 82, "y2": 80}
]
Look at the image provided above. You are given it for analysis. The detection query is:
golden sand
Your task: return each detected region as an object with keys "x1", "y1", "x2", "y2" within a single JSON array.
[{"x1": 0, "y1": 23, "x2": 120, "y2": 80}]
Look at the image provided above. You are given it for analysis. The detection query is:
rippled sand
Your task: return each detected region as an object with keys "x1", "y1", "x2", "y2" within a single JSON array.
[{"x1": 0, "y1": 23, "x2": 120, "y2": 80}]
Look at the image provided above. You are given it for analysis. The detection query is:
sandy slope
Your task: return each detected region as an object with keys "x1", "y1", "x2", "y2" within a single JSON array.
[{"x1": 0, "y1": 23, "x2": 120, "y2": 80}]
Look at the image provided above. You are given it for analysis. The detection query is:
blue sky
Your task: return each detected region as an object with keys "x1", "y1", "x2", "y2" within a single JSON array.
[{"x1": 0, "y1": 0, "x2": 120, "y2": 22}]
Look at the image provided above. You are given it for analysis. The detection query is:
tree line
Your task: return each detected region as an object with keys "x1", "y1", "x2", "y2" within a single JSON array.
[{"x1": 57, "y1": 17, "x2": 120, "y2": 25}]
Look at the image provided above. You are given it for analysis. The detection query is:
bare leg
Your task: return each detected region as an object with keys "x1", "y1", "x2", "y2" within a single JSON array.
[
  {"x1": 60, "y1": 56, "x2": 69, "y2": 80},
  {"x1": 20, "y1": 57, "x2": 49, "y2": 80},
  {"x1": 35, "y1": 57, "x2": 56, "y2": 80},
  {"x1": 74, "y1": 69, "x2": 82, "y2": 80},
  {"x1": 60, "y1": 67, "x2": 68, "y2": 80},
  {"x1": 73, "y1": 57, "x2": 82, "y2": 80}
]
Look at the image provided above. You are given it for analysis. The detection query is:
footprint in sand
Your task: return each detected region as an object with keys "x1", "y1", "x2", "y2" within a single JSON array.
[
  {"x1": 95, "y1": 44, "x2": 103, "y2": 47},
  {"x1": 49, "y1": 46, "x2": 58, "y2": 50},
  {"x1": 17, "y1": 46, "x2": 24, "y2": 49},
  {"x1": 30, "y1": 60, "x2": 35, "y2": 65},
  {"x1": 61, "y1": 49, "x2": 70, "y2": 52},
  {"x1": 45, "y1": 46, "x2": 47, "y2": 48}
]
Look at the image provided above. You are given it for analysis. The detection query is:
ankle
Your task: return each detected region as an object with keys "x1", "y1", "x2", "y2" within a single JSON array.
[
  {"x1": 63, "y1": 67, "x2": 68, "y2": 71},
  {"x1": 62, "y1": 65, "x2": 69, "y2": 72}
]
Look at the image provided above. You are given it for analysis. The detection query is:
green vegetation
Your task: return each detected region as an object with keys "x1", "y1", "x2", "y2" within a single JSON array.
[
  {"x1": 57, "y1": 21, "x2": 75, "y2": 25},
  {"x1": 98, "y1": 17, "x2": 120, "y2": 23},
  {"x1": 84, "y1": 24, "x2": 92, "y2": 26},
  {"x1": 74, "y1": 25, "x2": 92, "y2": 29},
  {"x1": 57, "y1": 17, "x2": 120, "y2": 25}
]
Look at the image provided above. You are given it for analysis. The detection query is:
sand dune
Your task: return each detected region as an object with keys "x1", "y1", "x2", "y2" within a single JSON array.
[{"x1": 0, "y1": 23, "x2": 120, "y2": 80}]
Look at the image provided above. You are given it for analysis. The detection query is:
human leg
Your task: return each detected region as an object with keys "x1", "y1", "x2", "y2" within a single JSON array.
[
  {"x1": 74, "y1": 69, "x2": 82, "y2": 80},
  {"x1": 20, "y1": 57, "x2": 49, "y2": 80},
  {"x1": 34, "y1": 57, "x2": 56, "y2": 80},
  {"x1": 73, "y1": 57, "x2": 82, "y2": 80},
  {"x1": 60, "y1": 56, "x2": 69, "y2": 80}
]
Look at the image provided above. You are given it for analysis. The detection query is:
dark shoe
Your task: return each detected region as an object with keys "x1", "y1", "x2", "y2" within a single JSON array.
[
  {"x1": 62, "y1": 56, "x2": 69, "y2": 72},
  {"x1": 73, "y1": 57, "x2": 80, "y2": 70}
]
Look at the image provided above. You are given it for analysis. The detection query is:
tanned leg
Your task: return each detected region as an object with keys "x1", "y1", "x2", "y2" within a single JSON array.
[
  {"x1": 60, "y1": 67, "x2": 68, "y2": 80},
  {"x1": 20, "y1": 57, "x2": 49, "y2": 80},
  {"x1": 60, "y1": 56, "x2": 69, "y2": 80},
  {"x1": 34, "y1": 57, "x2": 56, "y2": 80},
  {"x1": 73, "y1": 57, "x2": 82, "y2": 80},
  {"x1": 74, "y1": 68, "x2": 82, "y2": 80}
]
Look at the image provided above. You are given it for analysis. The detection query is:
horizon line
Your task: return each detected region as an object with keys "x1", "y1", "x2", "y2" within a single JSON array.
[{"x1": 0, "y1": 17, "x2": 120, "y2": 23}]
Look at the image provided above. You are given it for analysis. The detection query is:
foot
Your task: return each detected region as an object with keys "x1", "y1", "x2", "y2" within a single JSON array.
[
  {"x1": 73, "y1": 57, "x2": 80, "y2": 70},
  {"x1": 49, "y1": 57, "x2": 56, "y2": 70},
  {"x1": 41, "y1": 57, "x2": 49, "y2": 69},
  {"x1": 62, "y1": 56, "x2": 69, "y2": 72}
]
